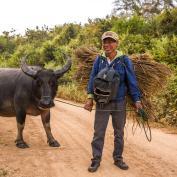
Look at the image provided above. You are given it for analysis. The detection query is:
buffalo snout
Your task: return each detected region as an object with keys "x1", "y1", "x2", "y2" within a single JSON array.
[{"x1": 39, "y1": 97, "x2": 55, "y2": 109}]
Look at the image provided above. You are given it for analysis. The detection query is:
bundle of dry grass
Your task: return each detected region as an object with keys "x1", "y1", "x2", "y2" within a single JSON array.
[
  {"x1": 130, "y1": 53, "x2": 171, "y2": 97},
  {"x1": 75, "y1": 47, "x2": 172, "y2": 119},
  {"x1": 130, "y1": 53, "x2": 172, "y2": 119},
  {"x1": 74, "y1": 46, "x2": 99, "y2": 88}
]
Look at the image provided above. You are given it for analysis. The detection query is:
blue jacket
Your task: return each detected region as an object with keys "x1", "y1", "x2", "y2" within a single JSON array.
[{"x1": 87, "y1": 54, "x2": 141, "y2": 103}]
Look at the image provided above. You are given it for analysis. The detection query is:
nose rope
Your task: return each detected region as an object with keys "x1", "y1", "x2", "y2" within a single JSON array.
[{"x1": 54, "y1": 98, "x2": 134, "y2": 112}]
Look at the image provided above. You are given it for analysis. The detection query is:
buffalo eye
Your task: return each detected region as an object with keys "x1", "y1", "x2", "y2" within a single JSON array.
[{"x1": 36, "y1": 79, "x2": 43, "y2": 87}]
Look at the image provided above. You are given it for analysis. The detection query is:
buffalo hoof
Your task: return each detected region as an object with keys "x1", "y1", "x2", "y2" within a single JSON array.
[
  {"x1": 48, "y1": 140, "x2": 60, "y2": 147},
  {"x1": 15, "y1": 140, "x2": 29, "y2": 149}
]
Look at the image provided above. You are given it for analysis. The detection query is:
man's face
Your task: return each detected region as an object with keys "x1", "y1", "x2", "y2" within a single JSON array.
[{"x1": 102, "y1": 38, "x2": 118, "y2": 55}]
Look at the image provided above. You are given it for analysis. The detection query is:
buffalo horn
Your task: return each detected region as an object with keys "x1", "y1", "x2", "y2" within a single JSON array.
[
  {"x1": 21, "y1": 57, "x2": 39, "y2": 78},
  {"x1": 54, "y1": 55, "x2": 72, "y2": 77}
]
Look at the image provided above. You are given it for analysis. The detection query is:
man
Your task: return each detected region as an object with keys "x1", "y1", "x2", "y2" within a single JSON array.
[{"x1": 84, "y1": 31, "x2": 142, "y2": 172}]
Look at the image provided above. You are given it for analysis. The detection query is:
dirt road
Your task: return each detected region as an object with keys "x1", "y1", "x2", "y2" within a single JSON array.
[{"x1": 0, "y1": 100, "x2": 177, "y2": 177}]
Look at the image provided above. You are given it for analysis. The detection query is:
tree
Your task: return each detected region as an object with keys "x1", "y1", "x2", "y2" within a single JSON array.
[{"x1": 113, "y1": 0, "x2": 177, "y2": 17}]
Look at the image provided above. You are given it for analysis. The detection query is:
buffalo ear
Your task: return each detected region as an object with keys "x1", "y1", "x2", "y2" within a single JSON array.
[{"x1": 54, "y1": 56, "x2": 72, "y2": 78}]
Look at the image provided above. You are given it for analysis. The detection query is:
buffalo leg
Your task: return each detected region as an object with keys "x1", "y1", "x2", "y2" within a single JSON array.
[
  {"x1": 41, "y1": 110, "x2": 60, "y2": 147},
  {"x1": 15, "y1": 110, "x2": 29, "y2": 148}
]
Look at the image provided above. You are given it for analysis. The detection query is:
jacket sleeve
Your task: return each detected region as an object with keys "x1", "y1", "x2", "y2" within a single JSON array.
[
  {"x1": 124, "y1": 56, "x2": 141, "y2": 102},
  {"x1": 87, "y1": 56, "x2": 100, "y2": 97}
]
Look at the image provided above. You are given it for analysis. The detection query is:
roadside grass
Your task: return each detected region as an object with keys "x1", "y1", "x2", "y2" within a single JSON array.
[
  {"x1": 57, "y1": 82, "x2": 87, "y2": 103},
  {"x1": 149, "y1": 120, "x2": 177, "y2": 134}
]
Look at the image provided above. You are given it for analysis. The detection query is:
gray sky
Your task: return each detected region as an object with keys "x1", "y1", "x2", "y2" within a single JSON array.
[{"x1": 0, "y1": 0, "x2": 114, "y2": 35}]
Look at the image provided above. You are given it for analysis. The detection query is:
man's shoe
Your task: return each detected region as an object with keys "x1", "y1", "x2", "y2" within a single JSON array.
[
  {"x1": 114, "y1": 160, "x2": 129, "y2": 170},
  {"x1": 88, "y1": 161, "x2": 100, "y2": 172}
]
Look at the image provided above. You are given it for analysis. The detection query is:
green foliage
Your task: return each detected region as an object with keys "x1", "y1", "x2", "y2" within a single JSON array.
[
  {"x1": 74, "y1": 18, "x2": 113, "y2": 48},
  {"x1": 5, "y1": 44, "x2": 42, "y2": 67},
  {"x1": 150, "y1": 35, "x2": 177, "y2": 64},
  {"x1": 24, "y1": 26, "x2": 51, "y2": 43},
  {"x1": 154, "y1": 73, "x2": 177, "y2": 126},
  {"x1": 0, "y1": 36, "x2": 16, "y2": 54},
  {"x1": 120, "y1": 34, "x2": 151, "y2": 54},
  {"x1": 155, "y1": 8, "x2": 177, "y2": 35},
  {"x1": 40, "y1": 41, "x2": 56, "y2": 62},
  {"x1": 112, "y1": 15, "x2": 150, "y2": 35},
  {"x1": 77, "y1": 25, "x2": 101, "y2": 48},
  {"x1": 0, "y1": 55, "x2": 9, "y2": 67},
  {"x1": 53, "y1": 23, "x2": 81, "y2": 46}
]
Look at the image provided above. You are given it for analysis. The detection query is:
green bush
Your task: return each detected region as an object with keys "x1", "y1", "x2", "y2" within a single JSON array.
[
  {"x1": 155, "y1": 8, "x2": 177, "y2": 35},
  {"x1": 150, "y1": 35, "x2": 177, "y2": 64},
  {"x1": 0, "y1": 36, "x2": 16, "y2": 54},
  {"x1": 112, "y1": 15, "x2": 150, "y2": 35},
  {"x1": 120, "y1": 34, "x2": 151, "y2": 54},
  {"x1": 7, "y1": 44, "x2": 42, "y2": 67},
  {"x1": 53, "y1": 23, "x2": 81, "y2": 45},
  {"x1": 154, "y1": 73, "x2": 177, "y2": 126}
]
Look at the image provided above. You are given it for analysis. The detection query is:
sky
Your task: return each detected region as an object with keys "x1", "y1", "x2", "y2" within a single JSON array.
[{"x1": 0, "y1": 0, "x2": 115, "y2": 35}]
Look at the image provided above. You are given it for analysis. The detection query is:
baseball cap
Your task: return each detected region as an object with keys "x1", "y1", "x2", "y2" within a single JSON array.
[{"x1": 101, "y1": 31, "x2": 118, "y2": 41}]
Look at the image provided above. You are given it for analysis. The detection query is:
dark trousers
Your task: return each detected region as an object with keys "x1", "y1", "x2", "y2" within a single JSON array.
[{"x1": 91, "y1": 100, "x2": 126, "y2": 162}]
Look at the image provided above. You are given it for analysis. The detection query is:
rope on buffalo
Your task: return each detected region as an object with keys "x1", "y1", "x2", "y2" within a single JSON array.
[{"x1": 55, "y1": 98, "x2": 152, "y2": 142}]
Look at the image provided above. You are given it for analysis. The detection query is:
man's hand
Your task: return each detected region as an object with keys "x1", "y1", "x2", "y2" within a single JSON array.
[
  {"x1": 135, "y1": 101, "x2": 143, "y2": 112},
  {"x1": 84, "y1": 98, "x2": 94, "y2": 112}
]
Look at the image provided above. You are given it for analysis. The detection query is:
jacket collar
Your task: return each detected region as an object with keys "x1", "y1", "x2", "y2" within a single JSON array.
[{"x1": 101, "y1": 50, "x2": 123, "y2": 61}]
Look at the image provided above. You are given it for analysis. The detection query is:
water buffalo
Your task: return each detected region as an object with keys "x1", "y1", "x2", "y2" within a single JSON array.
[{"x1": 0, "y1": 56, "x2": 72, "y2": 148}]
